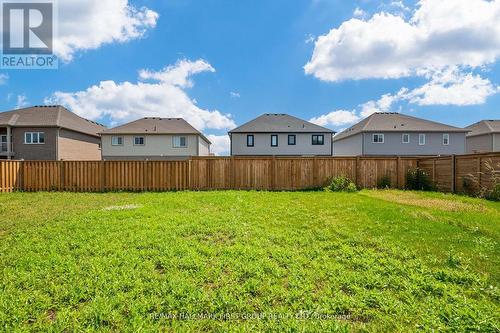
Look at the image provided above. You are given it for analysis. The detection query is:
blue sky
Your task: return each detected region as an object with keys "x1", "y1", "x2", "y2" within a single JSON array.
[{"x1": 1, "y1": 0, "x2": 500, "y2": 154}]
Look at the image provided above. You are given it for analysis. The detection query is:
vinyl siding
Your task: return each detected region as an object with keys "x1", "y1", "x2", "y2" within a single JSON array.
[
  {"x1": 101, "y1": 134, "x2": 200, "y2": 158},
  {"x1": 363, "y1": 132, "x2": 466, "y2": 155},
  {"x1": 333, "y1": 134, "x2": 363, "y2": 156},
  {"x1": 466, "y1": 134, "x2": 492, "y2": 153},
  {"x1": 231, "y1": 133, "x2": 332, "y2": 156},
  {"x1": 11, "y1": 127, "x2": 57, "y2": 160},
  {"x1": 198, "y1": 137, "x2": 211, "y2": 156},
  {"x1": 494, "y1": 134, "x2": 500, "y2": 152}
]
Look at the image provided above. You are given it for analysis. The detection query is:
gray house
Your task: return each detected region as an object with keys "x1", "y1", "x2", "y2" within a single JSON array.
[
  {"x1": 333, "y1": 112, "x2": 468, "y2": 156},
  {"x1": 0, "y1": 105, "x2": 105, "y2": 160},
  {"x1": 229, "y1": 114, "x2": 335, "y2": 156},
  {"x1": 100, "y1": 117, "x2": 211, "y2": 160},
  {"x1": 465, "y1": 120, "x2": 500, "y2": 153}
]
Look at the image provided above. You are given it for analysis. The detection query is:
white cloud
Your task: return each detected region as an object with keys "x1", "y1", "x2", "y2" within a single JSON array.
[
  {"x1": 353, "y1": 7, "x2": 366, "y2": 18},
  {"x1": 403, "y1": 69, "x2": 500, "y2": 106},
  {"x1": 54, "y1": 0, "x2": 159, "y2": 61},
  {"x1": 230, "y1": 91, "x2": 241, "y2": 98},
  {"x1": 310, "y1": 110, "x2": 360, "y2": 127},
  {"x1": 360, "y1": 91, "x2": 404, "y2": 117},
  {"x1": 305, "y1": 34, "x2": 316, "y2": 44},
  {"x1": 305, "y1": 0, "x2": 500, "y2": 82},
  {"x1": 46, "y1": 59, "x2": 236, "y2": 131},
  {"x1": 207, "y1": 134, "x2": 230, "y2": 156},
  {"x1": 0, "y1": 74, "x2": 8, "y2": 85},
  {"x1": 16, "y1": 95, "x2": 29, "y2": 109}
]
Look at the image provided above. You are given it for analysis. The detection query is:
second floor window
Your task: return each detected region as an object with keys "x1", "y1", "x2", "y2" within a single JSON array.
[
  {"x1": 402, "y1": 133, "x2": 410, "y2": 144},
  {"x1": 173, "y1": 136, "x2": 187, "y2": 148},
  {"x1": 111, "y1": 136, "x2": 123, "y2": 146},
  {"x1": 288, "y1": 135, "x2": 296, "y2": 145},
  {"x1": 134, "y1": 136, "x2": 145, "y2": 146},
  {"x1": 419, "y1": 134, "x2": 426, "y2": 145},
  {"x1": 372, "y1": 134, "x2": 384, "y2": 144},
  {"x1": 443, "y1": 134, "x2": 450, "y2": 145},
  {"x1": 25, "y1": 132, "x2": 45, "y2": 144},
  {"x1": 247, "y1": 135, "x2": 254, "y2": 147},
  {"x1": 312, "y1": 135, "x2": 324, "y2": 145},
  {"x1": 271, "y1": 135, "x2": 278, "y2": 147}
]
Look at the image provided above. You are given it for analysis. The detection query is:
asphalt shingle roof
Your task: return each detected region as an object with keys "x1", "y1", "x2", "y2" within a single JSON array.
[
  {"x1": 101, "y1": 118, "x2": 211, "y2": 143},
  {"x1": 466, "y1": 120, "x2": 500, "y2": 137},
  {"x1": 0, "y1": 105, "x2": 105, "y2": 137},
  {"x1": 229, "y1": 114, "x2": 334, "y2": 133},
  {"x1": 334, "y1": 112, "x2": 468, "y2": 141}
]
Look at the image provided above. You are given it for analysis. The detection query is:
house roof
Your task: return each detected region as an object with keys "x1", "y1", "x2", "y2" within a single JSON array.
[
  {"x1": 465, "y1": 120, "x2": 500, "y2": 137},
  {"x1": 0, "y1": 105, "x2": 105, "y2": 137},
  {"x1": 101, "y1": 117, "x2": 211, "y2": 144},
  {"x1": 334, "y1": 112, "x2": 469, "y2": 141},
  {"x1": 229, "y1": 113, "x2": 335, "y2": 134}
]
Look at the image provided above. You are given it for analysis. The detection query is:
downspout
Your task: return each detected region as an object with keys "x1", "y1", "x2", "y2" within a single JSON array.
[
  {"x1": 56, "y1": 128, "x2": 60, "y2": 160},
  {"x1": 6, "y1": 126, "x2": 11, "y2": 160}
]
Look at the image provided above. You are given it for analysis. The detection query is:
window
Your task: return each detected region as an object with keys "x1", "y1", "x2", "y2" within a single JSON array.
[
  {"x1": 419, "y1": 134, "x2": 426, "y2": 145},
  {"x1": 24, "y1": 132, "x2": 45, "y2": 144},
  {"x1": 173, "y1": 136, "x2": 187, "y2": 148},
  {"x1": 443, "y1": 134, "x2": 450, "y2": 145},
  {"x1": 402, "y1": 133, "x2": 410, "y2": 144},
  {"x1": 247, "y1": 135, "x2": 254, "y2": 147},
  {"x1": 288, "y1": 134, "x2": 296, "y2": 145},
  {"x1": 111, "y1": 136, "x2": 123, "y2": 146},
  {"x1": 271, "y1": 135, "x2": 278, "y2": 147},
  {"x1": 312, "y1": 135, "x2": 324, "y2": 145},
  {"x1": 134, "y1": 136, "x2": 145, "y2": 146},
  {"x1": 372, "y1": 134, "x2": 384, "y2": 144}
]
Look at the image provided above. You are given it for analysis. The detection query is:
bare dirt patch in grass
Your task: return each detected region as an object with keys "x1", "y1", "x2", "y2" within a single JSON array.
[{"x1": 363, "y1": 191, "x2": 491, "y2": 212}]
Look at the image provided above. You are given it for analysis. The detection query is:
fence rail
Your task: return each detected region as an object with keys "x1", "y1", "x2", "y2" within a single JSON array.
[{"x1": 0, "y1": 153, "x2": 498, "y2": 193}]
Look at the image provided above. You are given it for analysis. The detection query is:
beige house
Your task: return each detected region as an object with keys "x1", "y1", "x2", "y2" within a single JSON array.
[
  {"x1": 465, "y1": 120, "x2": 500, "y2": 153},
  {"x1": 100, "y1": 117, "x2": 211, "y2": 160},
  {"x1": 0, "y1": 105, "x2": 105, "y2": 160}
]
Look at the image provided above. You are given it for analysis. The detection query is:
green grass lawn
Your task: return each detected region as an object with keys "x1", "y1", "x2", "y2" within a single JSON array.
[{"x1": 0, "y1": 190, "x2": 499, "y2": 332}]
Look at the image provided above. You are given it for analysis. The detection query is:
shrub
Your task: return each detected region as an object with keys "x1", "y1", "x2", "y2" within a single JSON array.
[
  {"x1": 466, "y1": 160, "x2": 500, "y2": 201},
  {"x1": 325, "y1": 176, "x2": 358, "y2": 192},
  {"x1": 406, "y1": 168, "x2": 434, "y2": 191},
  {"x1": 377, "y1": 174, "x2": 392, "y2": 189}
]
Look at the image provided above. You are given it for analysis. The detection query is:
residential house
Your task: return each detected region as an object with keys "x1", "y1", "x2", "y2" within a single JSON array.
[
  {"x1": 465, "y1": 120, "x2": 500, "y2": 153},
  {"x1": 333, "y1": 112, "x2": 468, "y2": 156},
  {"x1": 0, "y1": 105, "x2": 105, "y2": 160},
  {"x1": 100, "y1": 117, "x2": 211, "y2": 160},
  {"x1": 228, "y1": 114, "x2": 335, "y2": 156}
]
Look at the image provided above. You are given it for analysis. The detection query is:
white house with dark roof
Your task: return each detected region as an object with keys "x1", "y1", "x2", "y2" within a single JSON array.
[
  {"x1": 333, "y1": 113, "x2": 468, "y2": 156},
  {"x1": 228, "y1": 114, "x2": 335, "y2": 156},
  {"x1": 100, "y1": 117, "x2": 211, "y2": 160},
  {"x1": 465, "y1": 120, "x2": 500, "y2": 153}
]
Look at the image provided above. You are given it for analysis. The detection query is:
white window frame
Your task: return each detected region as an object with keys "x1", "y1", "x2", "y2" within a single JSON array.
[
  {"x1": 134, "y1": 136, "x2": 145, "y2": 146},
  {"x1": 402, "y1": 133, "x2": 410, "y2": 144},
  {"x1": 419, "y1": 134, "x2": 426, "y2": 146},
  {"x1": 271, "y1": 134, "x2": 278, "y2": 147},
  {"x1": 372, "y1": 133, "x2": 384, "y2": 144},
  {"x1": 173, "y1": 136, "x2": 187, "y2": 148},
  {"x1": 443, "y1": 133, "x2": 450, "y2": 146},
  {"x1": 24, "y1": 132, "x2": 45, "y2": 145},
  {"x1": 111, "y1": 136, "x2": 124, "y2": 146}
]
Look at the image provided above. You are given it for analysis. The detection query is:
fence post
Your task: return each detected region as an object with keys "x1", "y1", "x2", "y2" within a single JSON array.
[
  {"x1": 230, "y1": 156, "x2": 236, "y2": 190},
  {"x1": 396, "y1": 156, "x2": 401, "y2": 189},
  {"x1": 451, "y1": 155, "x2": 456, "y2": 193},
  {"x1": 100, "y1": 160, "x2": 105, "y2": 192},
  {"x1": 477, "y1": 156, "x2": 482, "y2": 189},
  {"x1": 59, "y1": 161, "x2": 64, "y2": 191},
  {"x1": 313, "y1": 157, "x2": 319, "y2": 187},
  {"x1": 355, "y1": 156, "x2": 361, "y2": 188}
]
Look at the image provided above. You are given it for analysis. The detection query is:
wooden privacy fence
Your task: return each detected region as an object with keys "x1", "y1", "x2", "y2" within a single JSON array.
[
  {"x1": 418, "y1": 153, "x2": 500, "y2": 193},
  {"x1": 0, "y1": 157, "x2": 418, "y2": 193}
]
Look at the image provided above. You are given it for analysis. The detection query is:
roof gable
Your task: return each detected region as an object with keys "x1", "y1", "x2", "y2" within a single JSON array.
[
  {"x1": 229, "y1": 114, "x2": 334, "y2": 133},
  {"x1": 466, "y1": 120, "x2": 500, "y2": 137}
]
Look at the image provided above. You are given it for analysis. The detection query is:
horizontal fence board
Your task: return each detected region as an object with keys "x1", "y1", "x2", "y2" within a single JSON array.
[{"x1": 0, "y1": 154, "x2": 498, "y2": 193}]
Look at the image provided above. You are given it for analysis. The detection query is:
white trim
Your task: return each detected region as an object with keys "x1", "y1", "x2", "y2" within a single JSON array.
[
  {"x1": 111, "y1": 136, "x2": 124, "y2": 146},
  {"x1": 419, "y1": 134, "x2": 426, "y2": 146},
  {"x1": 24, "y1": 131, "x2": 45, "y2": 145},
  {"x1": 402, "y1": 133, "x2": 410, "y2": 144},
  {"x1": 372, "y1": 133, "x2": 384, "y2": 144},
  {"x1": 442, "y1": 133, "x2": 450, "y2": 145},
  {"x1": 173, "y1": 135, "x2": 187, "y2": 148}
]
